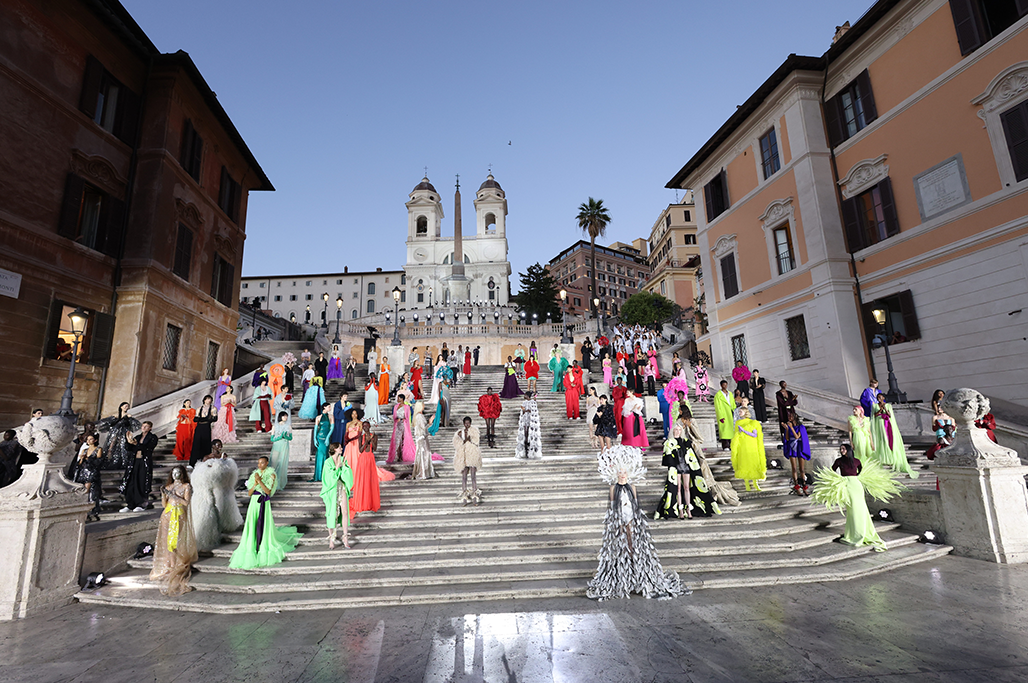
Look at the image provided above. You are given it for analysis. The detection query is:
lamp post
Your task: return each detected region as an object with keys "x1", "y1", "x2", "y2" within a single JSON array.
[
  {"x1": 334, "y1": 295, "x2": 343, "y2": 344},
  {"x1": 559, "y1": 288, "x2": 572, "y2": 343},
  {"x1": 56, "y1": 307, "x2": 89, "y2": 417},
  {"x1": 428, "y1": 287, "x2": 433, "y2": 308},
  {"x1": 391, "y1": 286, "x2": 402, "y2": 345},
  {"x1": 250, "y1": 297, "x2": 259, "y2": 341},
  {"x1": 305, "y1": 304, "x2": 311, "y2": 324},
  {"x1": 593, "y1": 297, "x2": 602, "y2": 336},
  {"x1": 321, "y1": 292, "x2": 329, "y2": 330},
  {"x1": 871, "y1": 304, "x2": 906, "y2": 403}
]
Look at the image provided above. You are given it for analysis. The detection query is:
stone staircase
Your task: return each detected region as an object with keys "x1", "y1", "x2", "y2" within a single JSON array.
[{"x1": 77, "y1": 363, "x2": 951, "y2": 613}]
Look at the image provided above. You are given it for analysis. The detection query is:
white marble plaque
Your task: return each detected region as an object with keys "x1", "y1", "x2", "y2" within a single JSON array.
[
  {"x1": 913, "y1": 154, "x2": 972, "y2": 221},
  {"x1": 0, "y1": 267, "x2": 21, "y2": 299}
]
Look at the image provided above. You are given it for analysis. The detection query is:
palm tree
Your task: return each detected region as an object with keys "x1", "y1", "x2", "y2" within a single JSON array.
[{"x1": 576, "y1": 197, "x2": 612, "y2": 318}]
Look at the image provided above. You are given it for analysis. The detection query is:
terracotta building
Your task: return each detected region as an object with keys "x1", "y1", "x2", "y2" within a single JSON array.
[
  {"x1": 641, "y1": 193, "x2": 702, "y2": 320},
  {"x1": 546, "y1": 240, "x2": 650, "y2": 318},
  {"x1": 666, "y1": 0, "x2": 1028, "y2": 406},
  {"x1": 0, "y1": 0, "x2": 272, "y2": 426}
]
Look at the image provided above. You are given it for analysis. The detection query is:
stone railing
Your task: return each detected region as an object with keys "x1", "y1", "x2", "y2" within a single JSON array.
[{"x1": 342, "y1": 320, "x2": 591, "y2": 339}]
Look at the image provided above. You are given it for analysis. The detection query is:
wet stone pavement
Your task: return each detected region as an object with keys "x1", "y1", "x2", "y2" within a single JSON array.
[{"x1": 1, "y1": 555, "x2": 1027, "y2": 682}]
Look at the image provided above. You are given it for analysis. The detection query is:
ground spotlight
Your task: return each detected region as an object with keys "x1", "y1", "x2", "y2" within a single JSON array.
[
  {"x1": 768, "y1": 458, "x2": 783, "y2": 469},
  {"x1": 83, "y1": 572, "x2": 106, "y2": 590},
  {"x1": 919, "y1": 530, "x2": 943, "y2": 544},
  {"x1": 876, "y1": 509, "x2": 894, "y2": 522},
  {"x1": 133, "y1": 542, "x2": 154, "y2": 559}
]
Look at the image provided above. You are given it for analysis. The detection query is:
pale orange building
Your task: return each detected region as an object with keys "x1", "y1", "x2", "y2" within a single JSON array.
[
  {"x1": 667, "y1": 0, "x2": 1028, "y2": 407},
  {"x1": 642, "y1": 193, "x2": 701, "y2": 321}
]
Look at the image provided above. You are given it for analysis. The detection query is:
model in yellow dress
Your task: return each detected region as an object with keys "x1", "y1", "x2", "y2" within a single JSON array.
[{"x1": 730, "y1": 408, "x2": 766, "y2": 490}]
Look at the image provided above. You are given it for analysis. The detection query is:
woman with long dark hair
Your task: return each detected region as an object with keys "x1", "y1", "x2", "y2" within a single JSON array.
[{"x1": 190, "y1": 395, "x2": 217, "y2": 466}]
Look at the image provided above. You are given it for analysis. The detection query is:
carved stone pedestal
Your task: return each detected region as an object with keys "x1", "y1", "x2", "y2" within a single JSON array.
[
  {"x1": 0, "y1": 416, "x2": 91, "y2": 620},
  {"x1": 935, "y1": 389, "x2": 1028, "y2": 564}
]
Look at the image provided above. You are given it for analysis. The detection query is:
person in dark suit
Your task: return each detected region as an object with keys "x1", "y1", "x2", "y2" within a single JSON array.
[{"x1": 473, "y1": 346, "x2": 480, "y2": 366}]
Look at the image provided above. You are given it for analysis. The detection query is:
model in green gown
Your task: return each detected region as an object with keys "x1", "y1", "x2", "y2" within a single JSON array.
[
  {"x1": 548, "y1": 348, "x2": 569, "y2": 393},
  {"x1": 311, "y1": 405, "x2": 333, "y2": 482},
  {"x1": 228, "y1": 460, "x2": 302, "y2": 569},
  {"x1": 847, "y1": 407, "x2": 874, "y2": 461},
  {"x1": 319, "y1": 446, "x2": 355, "y2": 549},
  {"x1": 870, "y1": 398, "x2": 918, "y2": 478}
]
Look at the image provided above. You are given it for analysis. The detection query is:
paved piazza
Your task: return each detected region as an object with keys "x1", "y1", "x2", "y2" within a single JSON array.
[{"x1": 1, "y1": 555, "x2": 1025, "y2": 682}]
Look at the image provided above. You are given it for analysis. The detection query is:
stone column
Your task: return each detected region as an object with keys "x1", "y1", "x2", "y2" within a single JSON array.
[
  {"x1": 934, "y1": 388, "x2": 1028, "y2": 564},
  {"x1": 0, "y1": 416, "x2": 92, "y2": 620}
]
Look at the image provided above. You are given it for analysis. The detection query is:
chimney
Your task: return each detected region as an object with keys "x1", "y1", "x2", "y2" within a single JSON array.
[{"x1": 832, "y1": 21, "x2": 851, "y2": 44}]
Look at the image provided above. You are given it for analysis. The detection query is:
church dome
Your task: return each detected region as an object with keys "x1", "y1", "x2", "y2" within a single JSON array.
[
  {"x1": 478, "y1": 174, "x2": 502, "y2": 192},
  {"x1": 412, "y1": 176, "x2": 437, "y2": 194}
]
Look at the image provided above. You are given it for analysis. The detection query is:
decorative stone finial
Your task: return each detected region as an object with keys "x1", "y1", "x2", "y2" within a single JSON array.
[
  {"x1": 936, "y1": 388, "x2": 1019, "y2": 469},
  {"x1": 1, "y1": 415, "x2": 83, "y2": 502}
]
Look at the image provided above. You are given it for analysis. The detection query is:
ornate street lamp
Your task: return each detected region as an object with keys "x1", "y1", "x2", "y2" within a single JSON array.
[
  {"x1": 594, "y1": 297, "x2": 602, "y2": 336},
  {"x1": 333, "y1": 296, "x2": 343, "y2": 343},
  {"x1": 305, "y1": 304, "x2": 311, "y2": 324},
  {"x1": 428, "y1": 287, "x2": 433, "y2": 308},
  {"x1": 56, "y1": 307, "x2": 89, "y2": 417},
  {"x1": 871, "y1": 304, "x2": 906, "y2": 403},
  {"x1": 321, "y1": 292, "x2": 329, "y2": 329},
  {"x1": 391, "y1": 286, "x2": 402, "y2": 345},
  {"x1": 559, "y1": 288, "x2": 571, "y2": 343}
]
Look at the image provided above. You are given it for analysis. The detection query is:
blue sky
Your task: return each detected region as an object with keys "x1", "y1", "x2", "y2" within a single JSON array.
[{"x1": 123, "y1": 0, "x2": 873, "y2": 283}]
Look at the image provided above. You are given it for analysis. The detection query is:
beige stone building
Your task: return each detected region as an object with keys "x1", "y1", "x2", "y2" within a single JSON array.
[{"x1": 641, "y1": 193, "x2": 702, "y2": 320}]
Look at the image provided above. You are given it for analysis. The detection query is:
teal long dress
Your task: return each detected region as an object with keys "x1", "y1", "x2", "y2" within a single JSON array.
[
  {"x1": 269, "y1": 428, "x2": 293, "y2": 490},
  {"x1": 312, "y1": 415, "x2": 332, "y2": 482},
  {"x1": 228, "y1": 467, "x2": 302, "y2": 569},
  {"x1": 549, "y1": 354, "x2": 569, "y2": 393},
  {"x1": 320, "y1": 455, "x2": 355, "y2": 531}
]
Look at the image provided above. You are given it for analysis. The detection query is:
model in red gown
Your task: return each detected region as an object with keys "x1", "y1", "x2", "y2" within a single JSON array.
[
  {"x1": 173, "y1": 402, "x2": 196, "y2": 460},
  {"x1": 612, "y1": 381, "x2": 628, "y2": 435},
  {"x1": 348, "y1": 422, "x2": 382, "y2": 514}
]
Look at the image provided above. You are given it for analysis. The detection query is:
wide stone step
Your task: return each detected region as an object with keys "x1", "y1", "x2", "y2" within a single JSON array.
[{"x1": 75, "y1": 541, "x2": 951, "y2": 614}]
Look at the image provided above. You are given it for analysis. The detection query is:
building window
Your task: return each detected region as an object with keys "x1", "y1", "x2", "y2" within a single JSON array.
[
  {"x1": 44, "y1": 301, "x2": 102, "y2": 366},
  {"x1": 684, "y1": 234, "x2": 697, "y2": 245},
  {"x1": 259, "y1": 282, "x2": 265, "y2": 288},
  {"x1": 180, "y1": 119, "x2": 203, "y2": 182},
  {"x1": 273, "y1": 295, "x2": 281, "y2": 302},
  {"x1": 785, "y1": 315, "x2": 810, "y2": 360},
  {"x1": 242, "y1": 283, "x2": 248, "y2": 289},
  {"x1": 205, "y1": 341, "x2": 220, "y2": 380},
  {"x1": 665, "y1": 214, "x2": 671, "y2": 229},
  {"x1": 488, "y1": 290, "x2": 495, "y2": 300},
  {"x1": 305, "y1": 294, "x2": 313, "y2": 301},
  {"x1": 573, "y1": 297, "x2": 581, "y2": 307},
  {"x1": 218, "y1": 167, "x2": 241, "y2": 223},
  {"x1": 416, "y1": 216, "x2": 428, "y2": 234},
  {"x1": 162, "y1": 324, "x2": 182, "y2": 371},
  {"x1": 840, "y1": 177, "x2": 900, "y2": 253},
  {"x1": 417, "y1": 292, "x2": 424, "y2": 303},
  {"x1": 368, "y1": 282, "x2": 376, "y2": 295},
  {"x1": 352, "y1": 292, "x2": 358, "y2": 298},
  {"x1": 950, "y1": 0, "x2": 1028, "y2": 56},
  {"x1": 759, "y1": 128, "x2": 781, "y2": 179},
  {"x1": 305, "y1": 280, "x2": 312, "y2": 286},
  {"x1": 385, "y1": 277, "x2": 390, "y2": 283},
  {"x1": 703, "y1": 170, "x2": 730, "y2": 222},
  {"x1": 351, "y1": 309, "x2": 358, "y2": 319},
  {"x1": 1000, "y1": 100, "x2": 1028, "y2": 182},
  {"x1": 276, "y1": 282, "x2": 281, "y2": 287},
  {"x1": 56, "y1": 174, "x2": 125, "y2": 258},
  {"x1": 731, "y1": 334, "x2": 748, "y2": 365},
  {"x1": 861, "y1": 290, "x2": 921, "y2": 345},
  {"x1": 336, "y1": 279, "x2": 343, "y2": 285},
  {"x1": 720, "y1": 253, "x2": 739, "y2": 299},
  {"x1": 773, "y1": 226, "x2": 796, "y2": 274},
  {"x1": 285, "y1": 294, "x2": 294, "y2": 301},
  {"x1": 400, "y1": 290, "x2": 406, "y2": 303},
  {"x1": 684, "y1": 210, "x2": 691, "y2": 222},
  {"x1": 210, "y1": 254, "x2": 235, "y2": 307},
  {"x1": 826, "y1": 70, "x2": 877, "y2": 146},
  {"x1": 78, "y1": 56, "x2": 139, "y2": 144},
  {"x1": 366, "y1": 300, "x2": 375, "y2": 314}
]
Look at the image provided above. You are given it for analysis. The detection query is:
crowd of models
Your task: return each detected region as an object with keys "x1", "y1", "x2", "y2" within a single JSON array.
[{"x1": 15, "y1": 328, "x2": 940, "y2": 599}]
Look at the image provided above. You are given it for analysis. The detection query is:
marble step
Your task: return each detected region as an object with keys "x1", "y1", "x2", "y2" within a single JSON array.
[
  {"x1": 75, "y1": 542, "x2": 951, "y2": 614},
  {"x1": 125, "y1": 524, "x2": 910, "y2": 588}
]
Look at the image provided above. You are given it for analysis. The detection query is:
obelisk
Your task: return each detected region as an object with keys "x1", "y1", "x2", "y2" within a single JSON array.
[{"x1": 452, "y1": 175, "x2": 465, "y2": 278}]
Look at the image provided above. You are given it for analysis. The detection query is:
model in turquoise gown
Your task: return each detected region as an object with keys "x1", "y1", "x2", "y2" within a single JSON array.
[{"x1": 312, "y1": 407, "x2": 332, "y2": 482}]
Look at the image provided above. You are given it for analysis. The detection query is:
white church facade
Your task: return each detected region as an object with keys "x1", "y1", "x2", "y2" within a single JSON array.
[{"x1": 403, "y1": 174, "x2": 511, "y2": 307}]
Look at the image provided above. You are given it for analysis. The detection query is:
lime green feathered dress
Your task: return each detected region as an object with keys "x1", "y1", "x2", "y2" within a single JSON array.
[
  {"x1": 812, "y1": 459, "x2": 905, "y2": 552},
  {"x1": 228, "y1": 467, "x2": 302, "y2": 569}
]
